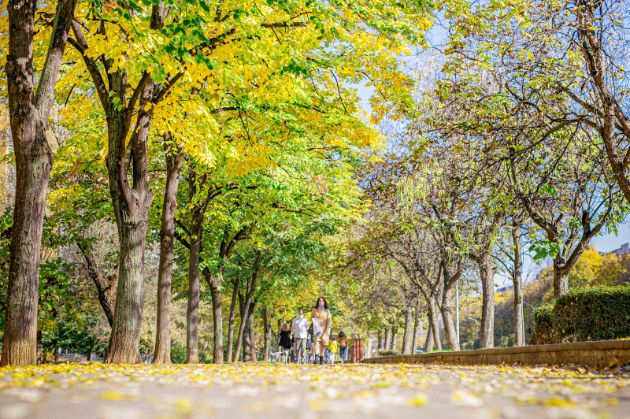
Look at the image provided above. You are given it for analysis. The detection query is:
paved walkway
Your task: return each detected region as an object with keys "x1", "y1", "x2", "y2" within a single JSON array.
[{"x1": 0, "y1": 363, "x2": 628, "y2": 418}]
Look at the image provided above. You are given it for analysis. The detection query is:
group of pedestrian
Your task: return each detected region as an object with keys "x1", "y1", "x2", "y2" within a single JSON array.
[{"x1": 277, "y1": 296, "x2": 349, "y2": 365}]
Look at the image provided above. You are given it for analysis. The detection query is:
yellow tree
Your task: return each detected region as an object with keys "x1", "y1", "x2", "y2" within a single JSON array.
[
  {"x1": 0, "y1": 0, "x2": 77, "y2": 366},
  {"x1": 56, "y1": 0, "x2": 431, "y2": 363}
]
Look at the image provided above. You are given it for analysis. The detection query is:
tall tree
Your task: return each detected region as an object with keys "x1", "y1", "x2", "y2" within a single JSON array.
[
  {"x1": 153, "y1": 137, "x2": 182, "y2": 364},
  {"x1": 1, "y1": 0, "x2": 76, "y2": 366}
]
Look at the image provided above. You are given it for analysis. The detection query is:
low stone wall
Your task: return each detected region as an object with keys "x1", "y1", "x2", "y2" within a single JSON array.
[{"x1": 363, "y1": 340, "x2": 630, "y2": 367}]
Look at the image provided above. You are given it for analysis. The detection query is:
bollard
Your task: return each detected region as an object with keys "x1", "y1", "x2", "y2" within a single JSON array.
[{"x1": 351, "y1": 338, "x2": 364, "y2": 363}]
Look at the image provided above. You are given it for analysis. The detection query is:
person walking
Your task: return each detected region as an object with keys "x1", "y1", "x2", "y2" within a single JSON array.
[
  {"x1": 328, "y1": 336, "x2": 338, "y2": 364},
  {"x1": 291, "y1": 309, "x2": 309, "y2": 364},
  {"x1": 311, "y1": 296, "x2": 331, "y2": 365},
  {"x1": 338, "y1": 331, "x2": 348, "y2": 363},
  {"x1": 306, "y1": 331, "x2": 314, "y2": 364},
  {"x1": 279, "y1": 323, "x2": 292, "y2": 363}
]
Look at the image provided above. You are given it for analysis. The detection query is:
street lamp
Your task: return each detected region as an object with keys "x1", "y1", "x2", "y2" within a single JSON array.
[{"x1": 456, "y1": 281, "x2": 460, "y2": 347}]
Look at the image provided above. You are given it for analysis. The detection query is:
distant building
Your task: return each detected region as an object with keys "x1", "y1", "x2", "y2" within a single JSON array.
[{"x1": 609, "y1": 243, "x2": 630, "y2": 258}]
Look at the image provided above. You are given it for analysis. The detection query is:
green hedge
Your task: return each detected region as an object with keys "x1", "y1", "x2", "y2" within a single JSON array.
[
  {"x1": 532, "y1": 286, "x2": 630, "y2": 344},
  {"x1": 530, "y1": 304, "x2": 557, "y2": 345}
]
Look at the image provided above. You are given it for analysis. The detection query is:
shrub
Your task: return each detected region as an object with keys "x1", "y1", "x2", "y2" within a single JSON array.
[
  {"x1": 531, "y1": 285, "x2": 630, "y2": 344},
  {"x1": 531, "y1": 304, "x2": 557, "y2": 344},
  {"x1": 171, "y1": 341, "x2": 187, "y2": 364}
]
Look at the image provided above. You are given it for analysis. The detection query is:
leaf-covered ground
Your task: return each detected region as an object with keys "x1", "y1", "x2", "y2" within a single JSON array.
[{"x1": 0, "y1": 363, "x2": 628, "y2": 418}]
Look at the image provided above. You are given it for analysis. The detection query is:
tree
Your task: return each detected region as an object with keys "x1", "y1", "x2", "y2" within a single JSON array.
[
  {"x1": 1, "y1": 0, "x2": 77, "y2": 366},
  {"x1": 60, "y1": 0, "x2": 430, "y2": 363},
  {"x1": 434, "y1": 0, "x2": 626, "y2": 298},
  {"x1": 153, "y1": 137, "x2": 182, "y2": 364}
]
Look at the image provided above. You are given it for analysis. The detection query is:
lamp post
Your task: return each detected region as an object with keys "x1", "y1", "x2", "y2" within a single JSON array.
[{"x1": 456, "y1": 281, "x2": 460, "y2": 346}]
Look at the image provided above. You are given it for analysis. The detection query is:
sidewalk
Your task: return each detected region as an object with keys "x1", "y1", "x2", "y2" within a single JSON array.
[{"x1": 0, "y1": 363, "x2": 628, "y2": 418}]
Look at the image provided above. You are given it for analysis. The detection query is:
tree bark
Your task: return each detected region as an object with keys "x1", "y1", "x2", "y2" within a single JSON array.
[
  {"x1": 440, "y1": 289, "x2": 460, "y2": 350},
  {"x1": 262, "y1": 308, "x2": 272, "y2": 361},
  {"x1": 411, "y1": 307, "x2": 421, "y2": 353},
  {"x1": 512, "y1": 223, "x2": 525, "y2": 346},
  {"x1": 77, "y1": 241, "x2": 117, "y2": 327},
  {"x1": 69, "y1": 5, "x2": 168, "y2": 364},
  {"x1": 552, "y1": 264, "x2": 570, "y2": 298},
  {"x1": 424, "y1": 321, "x2": 434, "y2": 352},
  {"x1": 186, "y1": 214, "x2": 203, "y2": 363},
  {"x1": 1, "y1": 0, "x2": 76, "y2": 367},
  {"x1": 478, "y1": 252, "x2": 495, "y2": 348},
  {"x1": 226, "y1": 276, "x2": 240, "y2": 362},
  {"x1": 205, "y1": 270, "x2": 224, "y2": 364},
  {"x1": 106, "y1": 211, "x2": 150, "y2": 363},
  {"x1": 250, "y1": 315, "x2": 256, "y2": 362},
  {"x1": 182, "y1": 172, "x2": 226, "y2": 362},
  {"x1": 153, "y1": 143, "x2": 182, "y2": 364},
  {"x1": 401, "y1": 303, "x2": 413, "y2": 354},
  {"x1": 427, "y1": 297, "x2": 442, "y2": 350},
  {"x1": 232, "y1": 254, "x2": 261, "y2": 361},
  {"x1": 244, "y1": 302, "x2": 256, "y2": 362},
  {"x1": 383, "y1": 328, "x2": 391, "y2": 350},
  {"x1": 235, "y1": 292, "x2": 246, "y2": 362},
  {"x1": 104, "y1": 81, "x2": 155, "y2": 364}
]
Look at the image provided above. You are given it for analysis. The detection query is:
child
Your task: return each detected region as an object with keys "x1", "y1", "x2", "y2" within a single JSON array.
[
  {"x1": 328, "y1": 336, "x2": 338, "y2": 364},
  {"x1": 338, "y1": 331, "x2": 348, "y2": 363}
]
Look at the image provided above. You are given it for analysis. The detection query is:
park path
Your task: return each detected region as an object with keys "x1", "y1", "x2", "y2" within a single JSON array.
[{"x1": 0, "y1": 363, "x2": 628, "y2": 419}]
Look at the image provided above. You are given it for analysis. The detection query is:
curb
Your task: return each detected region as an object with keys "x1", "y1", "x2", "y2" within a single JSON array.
[{"x1": 362, "y1": 340, "x2": 630, "y2": 367}]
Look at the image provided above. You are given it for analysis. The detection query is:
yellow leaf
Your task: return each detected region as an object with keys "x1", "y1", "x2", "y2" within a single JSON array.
[
  {"x1": 100, "y1": 391, "x2": 126, "y2": 401},
  {"x1": 407, "y1": 393, "x2": 428, "y2": 407},
  {"x1": 542, "y1": 397, "x2": 576, "y2": 408}
]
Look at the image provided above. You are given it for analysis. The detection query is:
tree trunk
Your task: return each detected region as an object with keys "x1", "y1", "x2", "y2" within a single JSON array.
[
  {"x1": 427, "y1": 297, "x2": 442, "y2": 350},
  {"x1": 226, "y1": 277, "x2": 240, "y2": 362},
  {"x1": 106, "y1": 197, "x2": 153, "y2": 362},
  {"x1": 77, "y1": 241, "x2": 117, "y2": 327},
  {"x1": 235, "y1": 292, "x2": 246, "y2": 362},
  {"x1": 383, "y1": 328, "x2": 391, "y2": 350},
  {"x1": 377, "y1": 330, "x2": 383, "y2": 349},
  {"x1": 244, "y1": 303, "x2": 256, "y2": 362},
  {"x1": 1, "y1": 0, "x2": 76, "y2": 367},
  {"x1": 105, "y1": 212, "x2": 150, "y2": 363},
  {"x1": 440, "y1": 289, "x2": 460, "y2": 350},
  {"x1": 553, "y1": 265, "x2": 569, "y2": 298},
  {"x1": 424, "y1": 321, "x2": 434, "y2": 352},
  {"x1": 478, "y1": 252, "x2": 495, "y2": 349},
  {"x1": 186, "y1": 219, "x2": 202, "y2": 363},
  {"x1": 243, "y1": 311, "x2": 251, "y2": 362},
  {"x1": 391, "y1": 332, "x2": 397, "y2": 350},
  {"x1": 512, "y1": 223, "x2": 525, "y2": 346},
  {"x1": 153, "y1": 144, "x2": 182, "y2": 364},
  {"x1": 206, "y1": 272, "x2": 224, "y2": 364},
  {"x1": 105, "y1": 83, "x2": 155, "y2": 364},
  {"x1": 232, "y1": 255, "x2": 261, "y2": 361},
  {"x1": 263, "y1": 308, "x2": 272, "y2": 361},
  {"x1": 401, "y1": 304, "x2": 414, "y2": 354},
  {"x1": 411, "y1": 307, "x2": 421, "y2": 353},
  {"x1": 71, "y1": 5, "x2": 167, "y2": 364}
]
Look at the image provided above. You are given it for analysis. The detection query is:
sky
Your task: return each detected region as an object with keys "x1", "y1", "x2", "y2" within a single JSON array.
[{"x1": 592, "y1": 223, "x2": 630, "y2": 253}]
